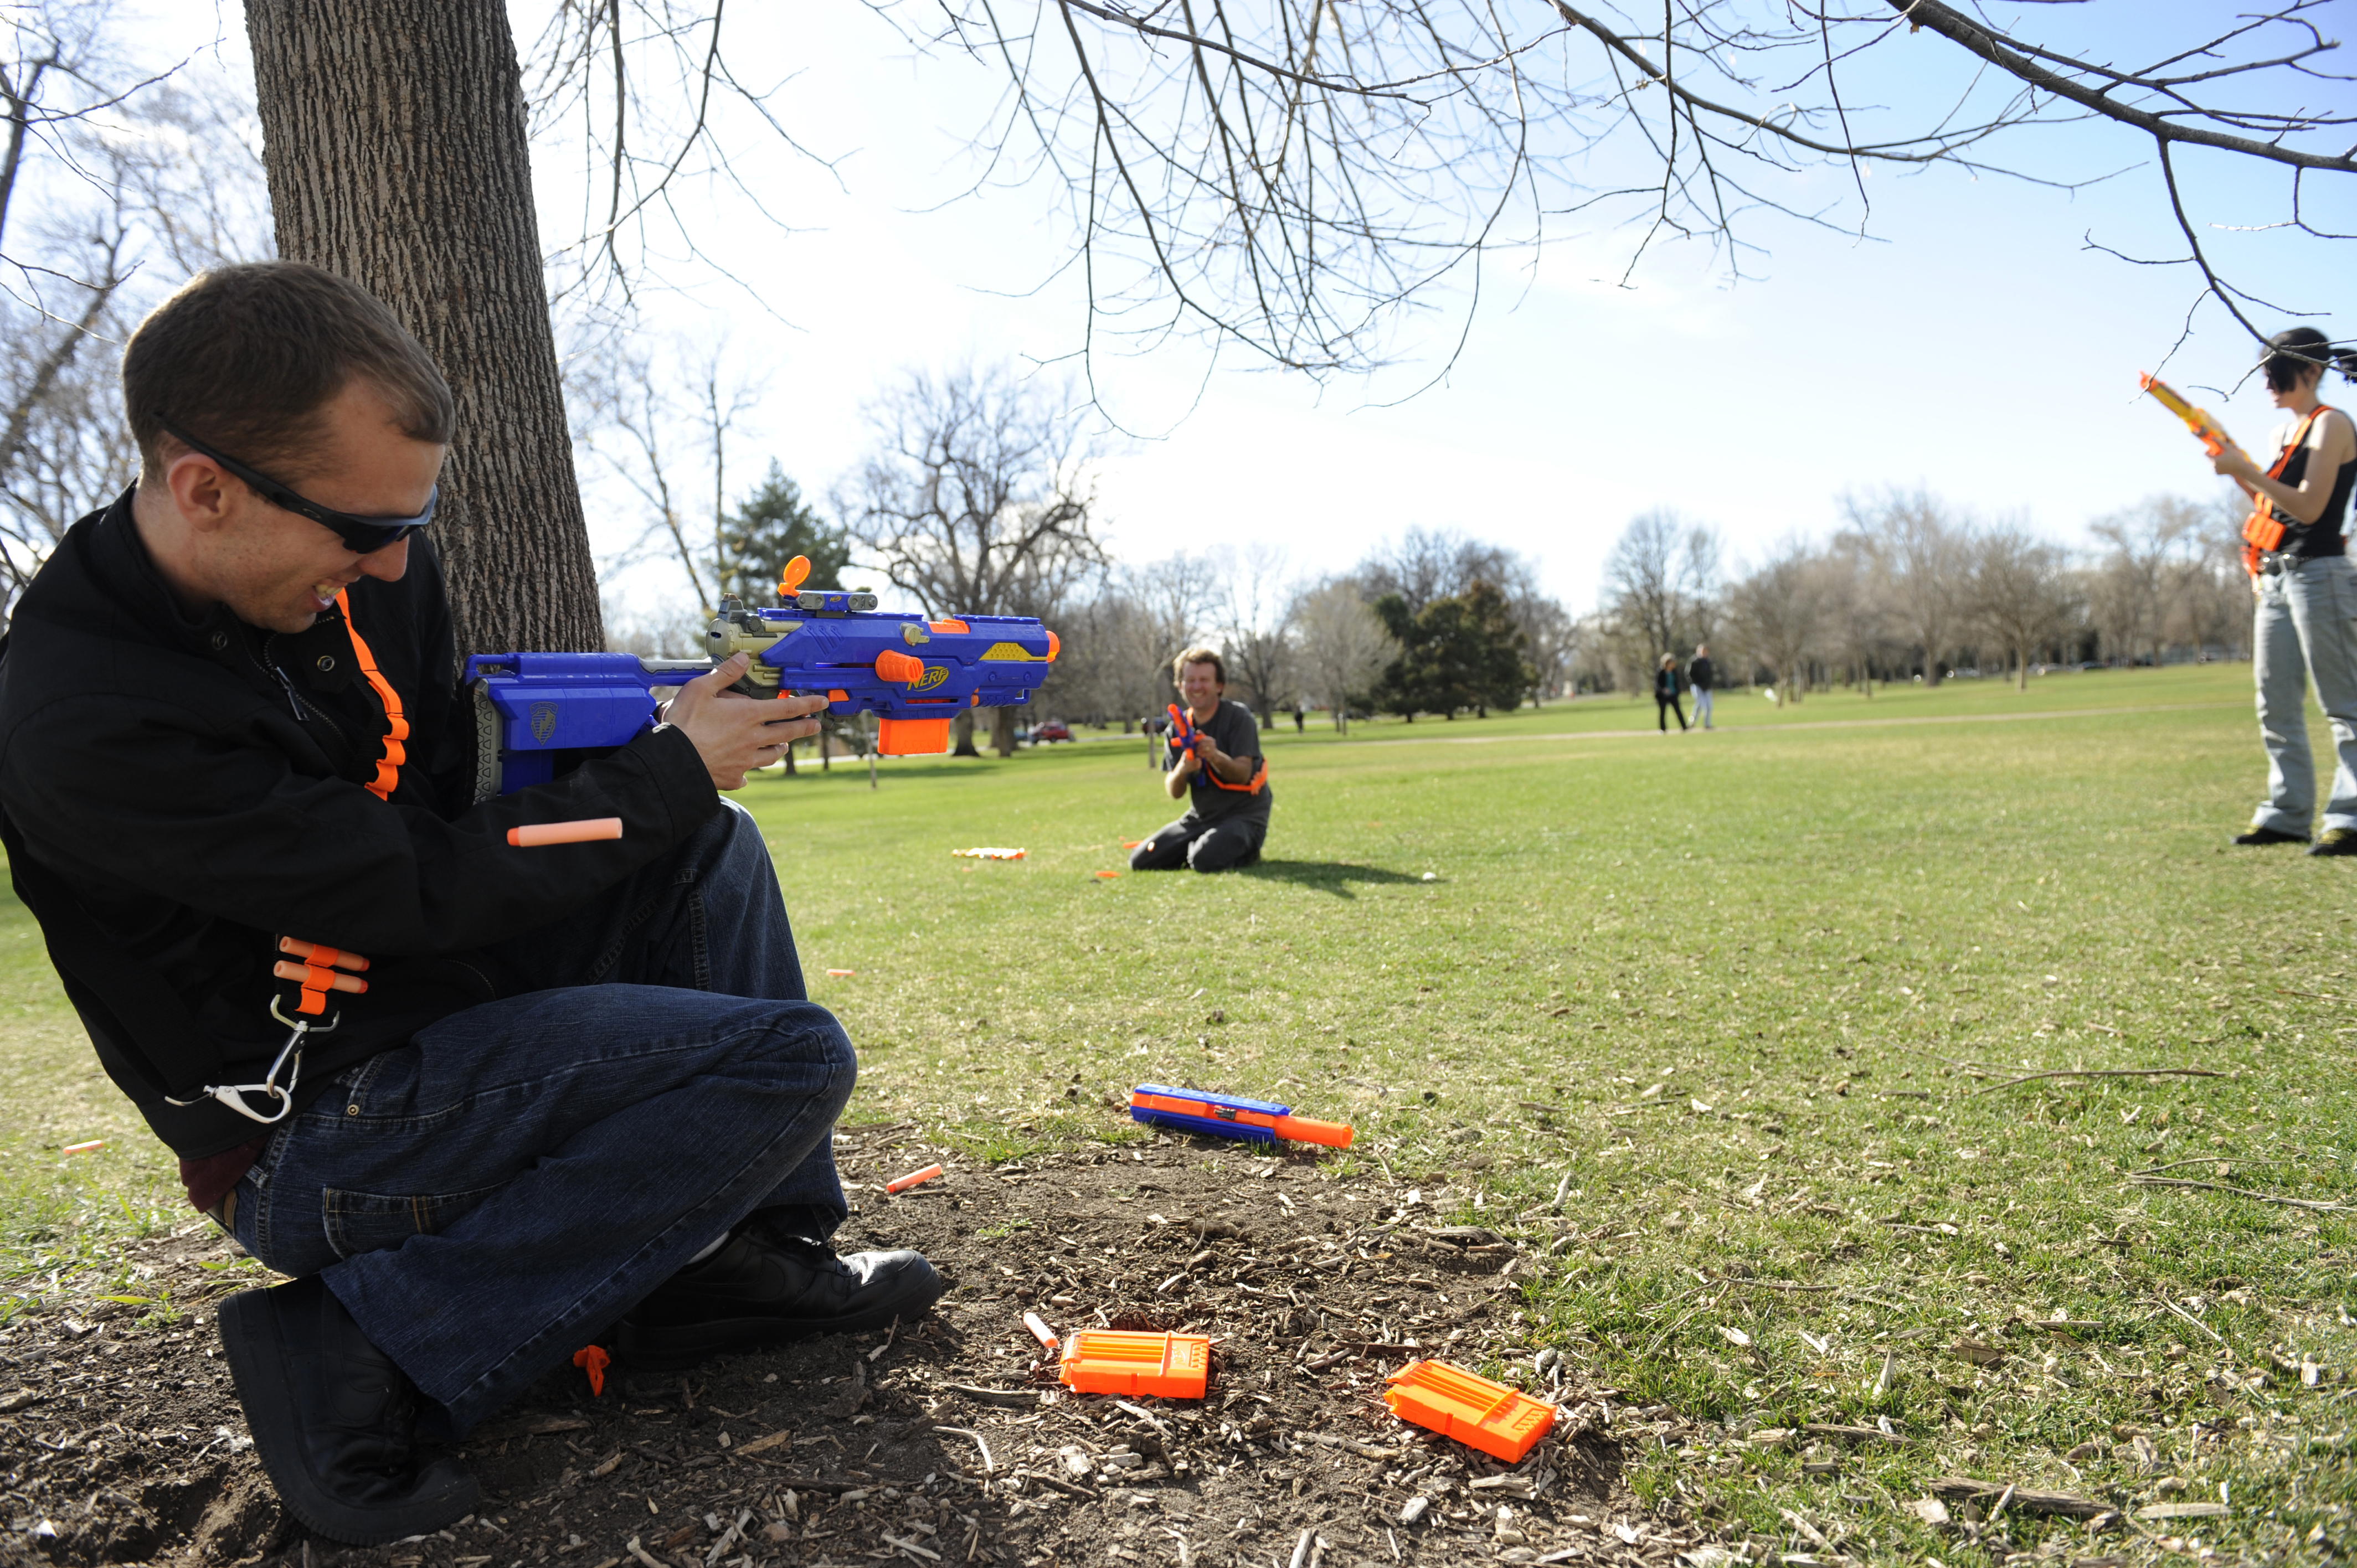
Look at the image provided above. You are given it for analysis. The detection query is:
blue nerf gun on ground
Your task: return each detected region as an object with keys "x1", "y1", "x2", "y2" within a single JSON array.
[
  {"x1": 464, "y1": 556, "x2": 1060, "y2": 793},
  {"x1": 1129, "y1": 1085, "x2": 1354, "y2": 1148}
]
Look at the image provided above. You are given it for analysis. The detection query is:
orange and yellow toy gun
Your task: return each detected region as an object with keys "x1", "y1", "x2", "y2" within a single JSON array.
[
  {"x1": 1129, "y1": 1085, "x2": 1353, "y2": 1148},
  {"x1": 2140, "y1": 373, "x2": 2246, "y2": 464}
]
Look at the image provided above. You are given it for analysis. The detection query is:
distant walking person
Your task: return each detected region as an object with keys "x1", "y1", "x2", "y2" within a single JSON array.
[
  {"x1": 1688, "y1": 644, "x2": 1717, "y2": 731},
  {"x1": 2209, "y1": 328, "x2": 2357, "y2": 854},
  {"x1": 1654, "y1": 653, "x2": 1688, "y2": 733}
]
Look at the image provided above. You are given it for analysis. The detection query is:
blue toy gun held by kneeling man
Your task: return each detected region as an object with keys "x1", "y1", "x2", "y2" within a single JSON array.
[{"x1": 464, "y1": 556, "x2": 1060, "y2": 795}]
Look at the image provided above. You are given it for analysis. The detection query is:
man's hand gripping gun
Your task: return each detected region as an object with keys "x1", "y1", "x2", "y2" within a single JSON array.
[
  {"x1": 1129, "y1": 1085, "x2": 1354, "y2": 1148},
  {"x1": 1165, "y1": 703, "x2": 1210, "y2": 761},
  {"x1": 464, "y1": 556, "x2": 1060, "y2": 793}
]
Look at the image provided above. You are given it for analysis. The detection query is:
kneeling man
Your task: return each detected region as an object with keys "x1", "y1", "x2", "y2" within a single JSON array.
[
  {"x1": 1130, "y1": 647, "x2": 1272, "y2": 873},
  {"x1": 0, "y1": 262, "x2": 945, "y2": 1544}
]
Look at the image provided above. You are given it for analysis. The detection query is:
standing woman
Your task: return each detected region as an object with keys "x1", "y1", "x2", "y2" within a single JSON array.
[
  {"x1": 2214, "y1": 328, "x2": 2357, "y2": 853},
  {"x1": 1654, "y1": 653, "x2": 1689, "y2": 733}
]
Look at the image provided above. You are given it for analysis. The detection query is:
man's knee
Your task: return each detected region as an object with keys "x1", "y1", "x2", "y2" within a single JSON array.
[
  {"x1": 1186, "y1": 829, "x2": 1260, "y2": 873},
  {"x1": 1130, "y1": 829, "x2": 1192, "y2": 870}
]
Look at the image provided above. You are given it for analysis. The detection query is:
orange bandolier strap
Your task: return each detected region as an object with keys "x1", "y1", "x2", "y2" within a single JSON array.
[
  {"x1": 334, "y1": 589, "x2": 409, "y2": 800},
  {"x1": 2244, "y1": 405, "x2": 2337, "y2": 569}
]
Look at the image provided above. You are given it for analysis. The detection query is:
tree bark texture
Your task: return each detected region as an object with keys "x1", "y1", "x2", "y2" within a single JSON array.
[{"x1": 245, "y1": 0, "x2": 601, "y2": 659}]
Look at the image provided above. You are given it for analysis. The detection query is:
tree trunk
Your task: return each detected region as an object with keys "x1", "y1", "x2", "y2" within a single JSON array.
[
  {"x1": 245, "y1": 0, "x2": 601, "y2": 661},
  {"x1": 990, "y1": 706, "x2": 1016, "y2": 757},
  {"x1": 952, "y1": 709, "x2": 980, "y2": 757}
]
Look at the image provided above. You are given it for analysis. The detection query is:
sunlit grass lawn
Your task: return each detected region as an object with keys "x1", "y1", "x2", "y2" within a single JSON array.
[{"x1": 4, "y1": 659, "x2": 2351, "y2": 1559}]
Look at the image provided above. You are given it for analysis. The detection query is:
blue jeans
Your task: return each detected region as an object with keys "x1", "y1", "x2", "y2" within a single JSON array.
[
  {"x1": 1692, "y1": 688, "x2": 1714, "y2": 729},
  {"x1": 2253, "y1": 556, "x2": 2357, "y2": 835},
  {"x1": 226, "y1": 801, "x2": 853, "y2": 1437}
]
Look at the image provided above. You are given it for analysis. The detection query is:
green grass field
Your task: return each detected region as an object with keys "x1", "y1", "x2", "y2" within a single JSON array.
[{"x1": 5, "y1": 661, "x2": 2353, "y2": 1559}]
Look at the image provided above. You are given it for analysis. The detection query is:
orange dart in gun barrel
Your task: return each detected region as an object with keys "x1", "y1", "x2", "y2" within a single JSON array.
[{"x1": 508, "y1": 818, "x2": 624, "y2": 847}]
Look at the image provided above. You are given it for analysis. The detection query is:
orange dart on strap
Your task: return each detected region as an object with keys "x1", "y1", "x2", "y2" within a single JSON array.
[
  {"x1": 277, "y1": 936, "x2": 370, "y2": 1014},
  {"x1": 508, "y1": 818, "x2": 624, "y2": 847}
]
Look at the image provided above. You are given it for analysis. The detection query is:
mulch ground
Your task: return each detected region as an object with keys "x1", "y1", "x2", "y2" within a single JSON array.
[{"x1": 1, "y1": 1126, "x2": 1721, "y2": 1568}]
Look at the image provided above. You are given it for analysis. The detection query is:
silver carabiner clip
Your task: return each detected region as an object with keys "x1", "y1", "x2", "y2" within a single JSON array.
[{"x1": 164, "y1": 1001, "x2": 338, "y2": 1125}]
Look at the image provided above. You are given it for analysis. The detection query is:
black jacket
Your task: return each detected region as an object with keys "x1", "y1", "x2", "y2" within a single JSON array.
[
  {"x1": 0, "y1": 491, "x2": 721, "y2": 1157},
  {"x1": 1688, "y1": 656, "x2": 1715, "y2": 692},
  {"x1": 1654, "y1": 667, "x2": 1682, "y2": 700}
]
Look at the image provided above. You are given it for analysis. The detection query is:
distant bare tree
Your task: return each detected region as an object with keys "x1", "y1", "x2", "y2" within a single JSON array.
[
  {"x1": 1291, "y1": 577, "x2": 1396, "y2": 734},
  {"x1": 0, "y1": 10, "x2": 264, "y2": 617},
  {"x1": 1602, "y1": 510, "x2": 1718, "y2": 682},
  {"x1": 1816, "y1": 537, "x2": 1893, "y2": 697},
  {"x1": 1217, "y1": 543, "x2": 1296, "y2": 725},
  {"x1": 2163, "y1": 498, "x2": 2255, "y2": 661},
  {"x1": 571, "y1": 338, "x2": 766, "y2": 616},
  {"x1": 1725, "y1": 537, "x2": 1828, "y2": 704},
  {"x1": 2087, "y1": 496, "x2": 2209, "y2": 666},
  {"x1": 841, "y1": 365, "x2": 1108, "y2": 755},
  {"x1": 1850, "y1": 489, "x2": 1975, "y2": 686},
  {"x1": 1971, "y1": 525, "x2": 2082, "y2": 690}
]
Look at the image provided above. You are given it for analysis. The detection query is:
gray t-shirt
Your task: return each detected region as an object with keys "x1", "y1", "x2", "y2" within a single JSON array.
[{"x1": 1165, "y1": 699, "x2": 1272, "y2": 825}]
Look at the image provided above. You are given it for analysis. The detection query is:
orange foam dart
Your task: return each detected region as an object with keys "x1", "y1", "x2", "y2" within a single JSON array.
[
  {"x1": 1058, "y1": 1330, "x2": 1211, "y2": 1399},
  {"x1": 886, "y1": 1163, "x2": 943, "y2": 1194},
  {"x1": 63, "y1": 1139, "x2": 105, "y2": 1155},
  {"x1": 1095, "y1": 871, "x2": 1121, "y2": 879},
  {"x1": 572, "y1": 1345, "x2": 610, "y2": 1396},
  {"x1": 280, "y1": 937, "x2": 370, "y2": 972},
  {"x1": 273, "y1": 960, "x2": 368, "y2": 994},
  {"x1": 1024, "y1": 1312, "x2": 1060, "y2": 1352},
  {"x1": 825, "y1": 968, "x2": 857, "y2": 977},
  {"x1": 776, "y1": 554, "x2": 812, "y2": 598},
  {"x1": 508, "y1": 818, "x2": 624, "y2": 848},
  {"x1": 276, "y1": 936, "x2": 370, "y2": 1011},
  {"x1": 1383, "y1": 1360, "x2": 1557, "y2": 1463},
  {"x1": 875, "y1": 648, "x2": 927, "y2": 684}
]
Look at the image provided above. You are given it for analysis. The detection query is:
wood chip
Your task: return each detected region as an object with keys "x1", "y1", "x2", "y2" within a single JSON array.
[
  {"x1": 1928, "y1": 1477, "x2": 2108, "y2": 1518},
  {"x1": 2135, "y1": 1502, "x2": 2228, "y2": 1521},
  {"x1": 940, "y1": 1384, "x2": 1038, "y2": 1407},
  {"x1": 732, "y1": 1430, "x2": 793, "y2": 1458},
  {"x1": 1802, "y1": 1423, "x2": 1908, "y2": 1445}
]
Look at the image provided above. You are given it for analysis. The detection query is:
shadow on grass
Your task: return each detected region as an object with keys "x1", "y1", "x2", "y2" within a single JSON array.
[{"x1": 1237, "y1": 859, "x2": 1427, "y2": 897}]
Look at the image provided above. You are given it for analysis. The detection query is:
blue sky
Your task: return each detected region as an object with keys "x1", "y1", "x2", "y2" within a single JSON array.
[{"x1": 166, "y1": 3, "x2": 2353, "y2": 614}]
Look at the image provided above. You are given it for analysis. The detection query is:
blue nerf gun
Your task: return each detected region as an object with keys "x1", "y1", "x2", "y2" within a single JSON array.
[
  {"x1": 464, "y1": 556, "x2": 1060, "y2": 793},
  {"x1": 1129, "y1": 1085, "x2": 1354, "y2": 1148},
  {"x1": 1164, "y1": 703, "x2": 1208, "y2": 760}
]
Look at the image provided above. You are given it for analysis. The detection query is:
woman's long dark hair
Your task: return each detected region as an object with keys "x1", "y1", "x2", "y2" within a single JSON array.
[{"x1": 2262, "y1": 327, "x2": 2357, "y2": 394}]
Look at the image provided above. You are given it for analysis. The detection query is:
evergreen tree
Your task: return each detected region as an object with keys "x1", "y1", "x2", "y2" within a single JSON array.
[
  {"x1": 717, "y1": 462, "x2": 853, "y2": 602},
  {"x1": 1372, "y1": 582, "x2": 1532, "y2": 719}
]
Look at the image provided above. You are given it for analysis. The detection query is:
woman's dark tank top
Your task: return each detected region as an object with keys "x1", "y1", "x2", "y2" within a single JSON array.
[{"x1": 2278, "y1": 408, "x2": 2356, "y2": 559}]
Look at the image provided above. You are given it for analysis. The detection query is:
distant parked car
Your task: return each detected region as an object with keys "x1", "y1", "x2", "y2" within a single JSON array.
[{"x1": 1031, "y1": 721, "x2": 1074, "y2": 744}]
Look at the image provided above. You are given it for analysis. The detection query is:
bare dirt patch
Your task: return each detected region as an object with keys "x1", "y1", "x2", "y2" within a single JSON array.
[{"x1": 2, "y1": 1127, "x2": 1716, "y2": 1568}]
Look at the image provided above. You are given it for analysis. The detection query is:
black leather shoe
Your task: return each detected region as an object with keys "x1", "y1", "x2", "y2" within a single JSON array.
[
  {"x1": 616, "y1": 1231, "x2": 948, "y2": 1369},
  {"x1": 2311, "y1": 828, "x2": 2357, "y2": 856},
  {"x1": 2233, "y1": 826, "x2": 2309, "y2": 845},
  {"x1": 217, "y1": 1277, "x2": 477, "y2": 1544}
]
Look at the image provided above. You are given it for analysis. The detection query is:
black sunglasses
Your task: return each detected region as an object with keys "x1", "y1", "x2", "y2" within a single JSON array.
[{"x1": 158, "y1": 421, "x2": 438, "y2": 553}]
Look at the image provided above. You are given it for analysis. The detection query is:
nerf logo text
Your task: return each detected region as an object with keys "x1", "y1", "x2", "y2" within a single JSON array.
[{"x1": 911, "y1": 664, "x2": 950, "y2": 693}]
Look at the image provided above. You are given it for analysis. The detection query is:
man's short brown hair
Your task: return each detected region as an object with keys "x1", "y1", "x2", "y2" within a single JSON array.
[
  {"x1": 1172, "y1": 646, "x2": 1227, "y2": 685},
  {"x1": 122, "y1": 261, "x2": 454, "y2": 482}
]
